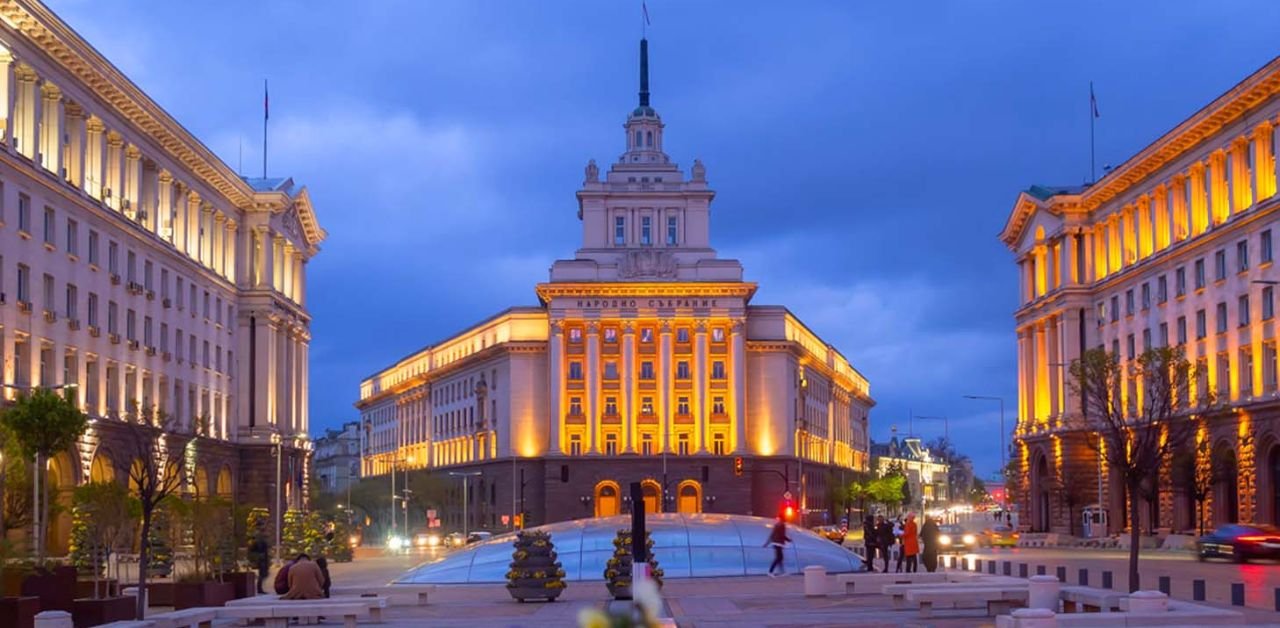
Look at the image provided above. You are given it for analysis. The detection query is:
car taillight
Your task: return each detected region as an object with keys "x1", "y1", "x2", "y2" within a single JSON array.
[{"x1": 1237, "y1": 535, "x2": 1270, "y2": 542}]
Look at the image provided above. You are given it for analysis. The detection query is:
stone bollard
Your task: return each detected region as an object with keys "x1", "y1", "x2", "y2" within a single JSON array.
[
  {"x1": 1028, "y1": 575, "x2": 1060, "y2": 611},
  {"x1": 1003, "y1": 607, "x2": 1058, "y2": 628},
  {"x1": 803, "y1": 565, "x2": 827, "y2": 597},
  {"x1": 1127, "y1": 590, "x2": 1168, "y2": 613},
  {"x1": 34, "y1": 611, "x2": 73, "y2": 628}
]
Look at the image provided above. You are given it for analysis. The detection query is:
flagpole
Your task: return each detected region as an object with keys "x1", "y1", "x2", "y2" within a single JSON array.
[
  {"x1": 263, "y1": 79, "x2": 268, "y2": 179},
  {"x1": 1090, "y1": 81, "x2": 1096, "y2": 184}
]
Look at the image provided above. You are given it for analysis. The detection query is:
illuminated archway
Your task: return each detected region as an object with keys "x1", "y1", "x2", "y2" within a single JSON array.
[
  {"x1": 1267, "y1": 442, "x2": 1280, "y2": 525},
  {"x1": 1030, "y1": 452, "x2": 1051, "y2": 533},
  {"x1": 594, "y1": 481, "x2": 620, "y2": 518},
  {"x1": 216, "y1": 465, "x2": 233, "y2": 498},
  {"x1": 1212, "y1": 443, "x2": 1239, "y2": 525},
  {"x1": 89, "y1": 450, "x2": 115, "y2": 484},
  {"x1": 128, "y1": 458, "x2": 145, "y2": 497},
  {"x1": 676, "y1": 480, "x2": 702, "y2": 514},
  {"x1": 45, "y1": 450, "x2": 78, "y2": 556},
  {"x1": 194, "y1": 466, "x2": 210, "y2": 499},
  {"x1": 640, "y1": 479, "x2": 662, "y2": 514}
]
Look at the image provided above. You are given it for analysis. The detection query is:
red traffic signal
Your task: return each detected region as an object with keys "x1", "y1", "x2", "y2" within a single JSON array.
[
  {"x1": 733, "y1": 456, "x2": 744, "y2": 477},
  {"x1": 780, "y1": 497, "x2": 796, "y2": 521}
]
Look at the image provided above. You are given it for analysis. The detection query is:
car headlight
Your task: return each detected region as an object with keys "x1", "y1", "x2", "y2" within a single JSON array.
[
  {"x1": 427, "y1": 534, "x2": 441, "y2": 547},
  {"x1": 963, "y1": 534, "x2": 976, "y2": 545},
  {"x1": 387, "y1": 535, "x2": 404, "y2": 550},
  {"x1": 940, "y1": 535, "x2": 952, "y2": 545},
  {"x1": 348, "y1": 535, "x2": 360, "y2": 547}
]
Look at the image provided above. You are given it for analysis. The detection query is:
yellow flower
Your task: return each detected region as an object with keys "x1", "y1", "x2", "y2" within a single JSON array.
[{"x1": 577, "y1": 608, "x2": 610, "y2": 628}]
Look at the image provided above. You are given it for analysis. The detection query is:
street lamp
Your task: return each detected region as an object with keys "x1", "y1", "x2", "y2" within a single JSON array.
[
  {"x1": 797, "y1": 373, "x2": 809, "y2": 522},
  {"x1": 913, "y1": 414, "x2": 949, "y2": 442},
  {"x1": 962, "y1": 395, "x2": 1006, "y2": 479},
  {"x1": 270, "y1": 432, "x2": 283, "y2": 562},
  {"x1": 449, "y1": 471, "x2": 482, "y2": 537}
]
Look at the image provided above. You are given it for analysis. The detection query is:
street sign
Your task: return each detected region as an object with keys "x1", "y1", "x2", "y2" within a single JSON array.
[
  {"x1": 427, "y1": 509, "x2": 437, "y2": 519},
  {"x1": 501, "y1": 515, "x2": 510, "y2": 525},
  {"x1": 783, "y1": 490, "x2": 792, "y2": 501}
]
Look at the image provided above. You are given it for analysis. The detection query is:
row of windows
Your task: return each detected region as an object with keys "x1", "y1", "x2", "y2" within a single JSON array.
[
  {"x1": 566, "y1": 393, "x2": 727, "y2": 418},
  {"x1": 1101, "y1": 230, "x2": 1273, "y2": 322},
  {"x1": 1112, "y1": 288, "x2": 1276, "y2": 359},
  {"x1": 566, "y1": 325, "x2": 728, "y2": 344},
  {"x1": 613, "y1": 215, "x2": 679, "y2": 246},
  {"x1": 566, "y1": 431, "x2": 728, "y2": 456},
  {"x1": 566, "y1": 359, "x2": 728, "y2": 381}
]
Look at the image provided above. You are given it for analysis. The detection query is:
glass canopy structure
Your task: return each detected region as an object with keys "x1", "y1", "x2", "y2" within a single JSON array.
[{"x1": 396, "y1": 513, "x2": 866, "y2": 584}]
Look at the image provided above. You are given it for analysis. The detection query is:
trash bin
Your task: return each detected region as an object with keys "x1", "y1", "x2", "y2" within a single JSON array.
[{"x1": 803, "y1": 565, "x2": 827, "y2": 597}]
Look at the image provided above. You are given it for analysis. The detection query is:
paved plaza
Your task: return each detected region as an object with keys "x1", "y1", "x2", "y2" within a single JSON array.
[{"x1": 313, "y1": 548, "x2": 1280, "y2": 627}]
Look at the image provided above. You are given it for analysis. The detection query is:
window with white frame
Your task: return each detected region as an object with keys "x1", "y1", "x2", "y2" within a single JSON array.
[{"x1": 614, "y1": 216, "x2": 625, "y2": 245}]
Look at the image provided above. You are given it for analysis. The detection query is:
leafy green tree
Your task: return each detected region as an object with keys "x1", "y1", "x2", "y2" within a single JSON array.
[
  {"x1": 68, "y1": 481, "x2": 135, "y2": 597},
  {"x1": 0, "y1": 388, "x2": 88, "y2": 561},
  {"x1": 866, "y1": 475, "x2": 905, "y2": 513}
]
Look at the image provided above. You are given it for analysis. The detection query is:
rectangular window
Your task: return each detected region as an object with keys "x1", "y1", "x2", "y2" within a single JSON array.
[
  {"x1": 17, "y1": 193, "x2": 29, "y2": 232},
  {"x1": 127, "y1": 251, "x2": 136, "y2": 283},
  {"x1": 667, "y1": 216, "x2": 677, "y2": 245},
  {"x1": 568, "y1": 397, "x2": 582, "y2": 416},
  {"x1": 1194, "y1": 259, "x2": 1205, "y2": 289},
  {"x1": 1239, "y1": 294, "x2": 1251, "y2": 327},
  {"x1": 1175, "y1": 267, "x2": 1186, "y2": 296},
  {"x1": 1142, "y1": 328, "x2": 1151, "y2": 351},
  {"x1": 640, "y1": 216, "x2": 651, "y2": 245},
  {"x1": 65, "y1": 219, "x2": 77, "y2": 255},
  {"x1": 126, "y1": 309, "x2": 136, "y2": 341},
  {"x1": 604, "y1": 396, "x2": 618, "y2": 416},
  {"x1": 15, "y1": 263, "x2": 28, "y2": 303},
  {"x1": 144, "y1": 261, "x2": 153, "y2": 291},
  {"x1": 215, "y1": 297, "x2": 222, "y2": 325},
  {"x1": 1157, "y1": 276, "x2": 1167, "y2": 303},
  {"x1": 1125, "y1": 289, "x2": 1134, "y2": 316},
  {"x1": 87, "y1": 293, "x2": 98, "y2": 326},
  {"x1": 614, "y1": 216, "x2": 625, "y2": 245},
  {"x1": 641, "y1": 434, "x2": 654, "y2": 456},
  {"x1": 41, "y1": 274, "x2": 53, "y2": 310},
  {"x1": 1265, "y1": 286, "x2": 1275, "y2": 320},
  {"x1": 712, "y1": 396, "x2": 725, "y2": 415},
  {"x1": 603, "y1": 327, "x2": 617, "y2": 343},
  {"x1": 202, "y1": 291, "x2": 209, "y2": 319},
  {"x1": 604, "y1": 434, "x2": 618, "y2": 456},
  {"x1": 176, "y1": 277, "x2": 184, "y2": 308},
  {"x1": 1238, "y1": 240, "x2": 1250, "y2": 273},
  {"x1": 65, "y1": 284, "x2": 76, "y2": 319},
  {"x1": 1266, "y1": 342, "x2": 1278, "y2": 393},
  {"x1": 640, "y1": 361, "x2": 654, "y2": 379},
  {"x1": 1096, "y1": 302, "x2": 1106, "y2": 326},
  {"x1": 88, "y1": 230, "x2": 99, "y2": 265},
  {"x1": 1241, "y1": 348, "x2": 1253, "y2": 395},
  {"x1": 176, "y1": 330, "x2": 184, "y2": 360},
  {"x1": 1140, "y1": 283, "x2": 1150, "y2": 310},
  {"x1": 640, "y1": 397, "x2": 654, "y2": 415},
  {"x1": 202, "y1": 341, "x2": 210, "y2": 368},
  {"x1": 1215, "y1": 249, "x2": 1227, "y2": 280},
  {"x1": 712, "y1": 327, "x2": 725, "y2": 343},
  {"x1": 677, "y1": 433, "x2": 690, "y2": 456},
  {"x1": 1217, "y1": 353, "x2": 1230, "y2": 398},
  {"x1": 160, "y1": 323, "x2": 168, "y2": 352},
  {"x1": 108, "y1": 241, "x2": 119, "y2": 274},
  {"x1": 1195, "y1": 309, "x2": 1206, "y2": 339},
  {"x1": 1159, "y1": 322, "x2": 1169, "y2": 347},
  {"x1": 676, "y1": 328, "x2": 690, "y2": 343},
  {"x1": 1126, "y1": 334, "x2": 1135, "y2": 360},
  {"x1": 1263, "y1": 229, "x2": 1274, "y2": 264},
  {"x1": 712, "y1": 433, "x2": 726, "y2": 455},
  {"x1": 677, "y1": 396, "x2": 690, "y2": 415},
  {"x1": 568, "y1": 361, "x2": 583, "y2": 380},
  {"x1": 569, "y1": 435, "x2": 582, "y2": 456},
  {"x1": 640, "y1": 327, "x2": 653, "y2": 343},
  {"x1": 160, "y1": 269, "x2": 169, "y2": 299},
  {"x1": 108, "y1": 302, "x2": 118, "y2": 333},
  {"x1": 1176, "y1": 316, "x2": 1187, "y2": 344},
  {"x1": 712, "y1": 361, "x2": 726, "y2": 379},
  {"x1": 42, "y1": 206, "x2": 53, "y2": 244},
  {"x1": 1216, "y1": 302, "x2": 1228, "y2": 333},
  {"x1": 568, "y1": 327, "x2": 582, "y2": 343},
  {"x1": 603, "y1": 361, "x2": 618, "y2": 380},
  {"x1": 1110, "y1": 296, "x2": 1119, "y2": 322},
  {"x1": 144, "y1": 316, "x2": 153, "y2": 347},
  {"x1": 676, "y1": 361, "x2": 690, "y2": 379}
]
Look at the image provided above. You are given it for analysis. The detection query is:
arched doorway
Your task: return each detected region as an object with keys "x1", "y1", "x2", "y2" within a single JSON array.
[
  {"x1": 1171, "y1": 449, "x2": 1196, "y2": 532},
  {"x1": 45, "y1": 451, "x2": 77, "y2": 556},
  {"x1": 1213, "y1": 445, "x2": 1239, "y2": 525},
  {"x1": 677, "y1": 481, "x2": 702, "y2": 514},
  {"x1": 1269, "y1": 444, "x2": 1280, "y2": 525},
  {"x1": 1031, "y1": 454, "x2": 1051, "y2": 533},
  {"x1": 216, "y1": 466, "x2": 233, "y2": 498},
  {"x1": 641, "y1": 480, "x2": 662, "y2": 514},
  {"x1": 594, "y1": 481, "x2": 620, "y2": 518}
]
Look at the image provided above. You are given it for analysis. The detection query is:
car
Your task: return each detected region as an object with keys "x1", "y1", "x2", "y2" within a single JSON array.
[
  {"x1": 466, "y1": 531, "x2": 494, "y2": 544},
  {"x1": 1197, "y1": 524, "x2": 1280, "y2": 563},
  {"x1": 444, "y1": 532, "x2": 467, "y2": 548},
  {"x1": 413, "y1": 530, "x2": 442, "y2": 548},
  {"x1": 937, "y1": 525, "x2": 976, "y2": 552},
  {"x1": 812, "y1": 525, "x2": 847, "y2": 544},
  {"x1": 981, "y1": 525, "x2": 1019, "y2": 548}
]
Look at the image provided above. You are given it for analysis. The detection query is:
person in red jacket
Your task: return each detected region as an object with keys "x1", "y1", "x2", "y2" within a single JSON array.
[{"x1": 902, "y1": 513, "x2": 920, "y2": 573}]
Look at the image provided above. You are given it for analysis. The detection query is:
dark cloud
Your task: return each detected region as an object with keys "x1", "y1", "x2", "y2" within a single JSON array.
[{"x1": 46, "y1": 0, "x2": 1280, "y2": 477}]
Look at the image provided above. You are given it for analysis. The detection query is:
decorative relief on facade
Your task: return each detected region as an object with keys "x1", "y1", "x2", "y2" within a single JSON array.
[{"x1": 619, "y1": 249, "x2": 677, "y2": 279}]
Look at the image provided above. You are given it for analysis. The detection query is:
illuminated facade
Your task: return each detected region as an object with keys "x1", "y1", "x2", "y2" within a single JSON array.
[
  {"x1": 0, "y1": 1, "x2": 321, "y2": 553},
  {"x1": 870, "y1": 436, "x2": 949, "y2": 513},
  {"x1": 357, "y1": 38, "x2": 873, "y2": 530},
  {"x1": 1003, "y1": 57, "x2": 1280, "y2": 535}
]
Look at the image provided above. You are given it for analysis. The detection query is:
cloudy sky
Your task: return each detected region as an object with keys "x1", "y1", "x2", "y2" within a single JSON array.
[{"x1": 45, "y1": 0, "x2": 1280, "y2": 477}]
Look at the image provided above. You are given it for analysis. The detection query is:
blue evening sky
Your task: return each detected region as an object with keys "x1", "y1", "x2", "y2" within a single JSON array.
[{"x1": 45, "y1": 0, "x2": 1280, "y2": 478}]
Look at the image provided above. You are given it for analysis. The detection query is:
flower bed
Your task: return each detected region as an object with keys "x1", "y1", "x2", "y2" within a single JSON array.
[{"x1": 506, "y1": 530, "x2": 566, "y2": 602}]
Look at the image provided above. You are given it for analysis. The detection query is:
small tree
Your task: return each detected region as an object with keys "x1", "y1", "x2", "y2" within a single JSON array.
[
  {"x1": 121, "y1": 404, "x2": 184, "y2": 619},
  {"x1": 0, "y1": 388, "x2": 88, "y2": 561},
  {"x1": 174, "y1": 496, "x2": 235, "y2": 582},
  {"x1": 1068, "y1": 346, "x2": 1202, "y2": 593},
  {"x1": 68, "y1": 481, "x2": 135, "y2": 598}
]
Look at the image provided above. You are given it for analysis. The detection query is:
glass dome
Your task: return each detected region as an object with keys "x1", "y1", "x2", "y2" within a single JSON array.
[{"x1": 396, "y1": 513, "x2": 865, "y2": 584}]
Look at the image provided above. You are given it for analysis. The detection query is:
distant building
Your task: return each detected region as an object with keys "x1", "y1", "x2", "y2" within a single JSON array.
[
  {"x1": 871, "y1": 436, "x2": 949, "y2": 512},
  {"x1": 314, "y1": 421, "x2": 361, "y2": 493}
]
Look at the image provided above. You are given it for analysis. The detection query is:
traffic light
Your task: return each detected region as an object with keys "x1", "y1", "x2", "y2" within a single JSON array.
[
  {"x1": 780, "y1": 496, "x2": 796, "y2": 521},
  {"x1": 733, "y1": 456, "x2": 744, "y2": 477}
]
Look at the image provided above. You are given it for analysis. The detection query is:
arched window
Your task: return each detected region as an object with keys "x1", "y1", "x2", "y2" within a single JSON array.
[
  {"x1": 635, "y1": 130, "x2": 642, "y2": 148},
  {"x1": 646, "y1": 131, "x2": 653, "y2": 147},
  {"x1": 90, "y1": 451, "x2": 114, "y2": 483},
  {"x1": 595, "y1": 481, "x2": 620, "y2": 517},
  {"x1": 677, "y1": 480, "x2": 702, "y2": 514}
]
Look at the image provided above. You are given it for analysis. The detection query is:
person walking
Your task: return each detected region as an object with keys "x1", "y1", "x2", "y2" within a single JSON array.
[
  {"x1": 875, "y1": 516, "x2": 894, "y2": 573},
  {"x1": 902, "y1": 513, "x2": 920, "y2": 573},
  {"x1": 919, "y1": 515, "x2": 940, "y2": 573},
  {"x1": 765, "y1": 516, "x2": 791, "y2": 577},
  {"x1": 248, "y1": 533, "x2": 270, "y2": 594},
  {"x1": 861, "y1": 515, "x2": 878, "y2": 572}
]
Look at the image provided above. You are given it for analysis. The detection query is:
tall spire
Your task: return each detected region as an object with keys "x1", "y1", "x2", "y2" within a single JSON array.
[{"x1": 639, "y1": 38, "x2": 650, "y2": 108}]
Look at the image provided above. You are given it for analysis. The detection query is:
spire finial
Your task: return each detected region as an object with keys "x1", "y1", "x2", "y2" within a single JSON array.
[{"x1": 639, "y1": 38, "x2": 650, "y2": 108}]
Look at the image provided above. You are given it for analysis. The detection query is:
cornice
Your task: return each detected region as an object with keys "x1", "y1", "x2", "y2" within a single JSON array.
[
  {"x1": 0, "y1": 0, "x2": 256, "y2": 207},
  {"x1": 536, "y1": 281, "x2": 758, "y2": 303}
]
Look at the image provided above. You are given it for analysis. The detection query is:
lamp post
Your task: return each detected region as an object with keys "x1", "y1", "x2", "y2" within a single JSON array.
[
  {"x1": 913, "y1": 414, "x2": 949, "y2": 442},
  {"x1": 449, "y1": 471, "x2": 482, "y2": 537},
  {"x1": 962, "y1": 395, "x2": 1006, "y2": 480},
  {"x1": 797, "y1": 373, "x2": 809, "y2": 522},
  {"x1": 270, "y1": 432, "x2": 282, "y2": 562}
]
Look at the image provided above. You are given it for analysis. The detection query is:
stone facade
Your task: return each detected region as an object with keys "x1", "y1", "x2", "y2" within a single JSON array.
[
  {"x1": 1002, "y1": 56, "x2": 1280, "y2": 535},
  {"x1": 357, "y1": 38, "x2": 874, "y2": 530}
]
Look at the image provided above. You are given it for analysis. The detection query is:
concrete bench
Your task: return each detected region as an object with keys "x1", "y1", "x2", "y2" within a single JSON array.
[
  {"x1": 223, "y1": 595, "x2": 388, "y2": 623},
  {"x1": 884, "y1": 580, "x2": 1027, "y2": 609},
  {"x1": 832, "y1": 571, "x2": 950, "y2": 594},
  {"x1": 217, "y1": 603, "x2": 370, "y2": 628},
  {"x1": 1060, "y1": 585, "x2": 1124, "y2": 613},
  {"x1": 905, "y1": 586, "x2": 1029, "y2": 618},
  {"x1": 998, "y1": 601, "x2": 1244, "y2": 627},
  {"x1": 97, "y1": 622, "x2": 152, "y2": 628},
  {"x1": 330, "y1": 584, "x2": 434, "y2": 606},
  {"x1": 136, "y1": 607, "x2": 218, "y2": 628}
]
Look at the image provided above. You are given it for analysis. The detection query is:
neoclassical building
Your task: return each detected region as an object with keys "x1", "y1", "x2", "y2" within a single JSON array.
[
  {"x1": 0, "y1": 1, "x2": 322, "y2": 553},
  {"x1": 1003, "y1": 56, "x2": 1280, "y2": 535},
  {"x1": 358, "y1": 38, "x2": 873, "y2": 531}
]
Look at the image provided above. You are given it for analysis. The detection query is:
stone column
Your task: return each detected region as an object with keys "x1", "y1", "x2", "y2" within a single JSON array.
[
  {"x1": 548, "y1": 321, "x2": 563, "y2": 456},
  {"x1": 296, "y1": 259, "x2": 306, "y2": 305},
  {"x1": 1254, "y1": 123, "x2": 1276, "y2": 201},
  {"x1": 257, "y1": 227, "x2": 273, "y2": 289},
  {"x1": 622, "y1": 322, "x2": 635, "y2": 453},
  {"x1": 693, "y1": 320, "x2": 708, "y2": 453},
  {"x1": 226, "y1": 221, "x2": 238, "y2": 283},
  {"x1": 123, "y1": 145, "x2": 141, "y2": 218},
  {"x1": 731, "y1": 320, "x2": 747, "y2": 454},
  {"x1": 1046, "y1": 316, "x2": 1060, "y2": 421},
  {"x1": 585, "y1": 321, "x2": 599, "y2": 453},
  {"x1": 0, "y1": 50, "x2": 14, "y2": 148},
  {"x1": 659, "y1": 320, "x2": 673, "y2": 453},
  {"x1": 253, "y1": 316, "x2": 274, "y2": 429},
  {"x1": 212, "y1": 213, "x2": 226, "y2": 277},
  {"x1": 39, "y1": 82, "x2": 61, "y2": 175}
]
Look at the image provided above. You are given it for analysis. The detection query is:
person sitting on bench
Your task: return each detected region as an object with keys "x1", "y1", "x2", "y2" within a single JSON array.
[{"x1": 282, "y1": 553, "x2": 326, "y2": 600}]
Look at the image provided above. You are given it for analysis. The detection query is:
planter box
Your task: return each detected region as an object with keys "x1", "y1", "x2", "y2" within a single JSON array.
[
  {"x1": 507, "y1": 585, "x2": 563, "y2": 603},
  {"x1": 0, "y1": 596, "x2": 40, "y2": 628},
  {"x1": 225, "y1": 572, "x2": 257, "y2": 599},
  {"x1": 172, "y1": 581, "x2": 235, "y2": 610},
  {"x1": 75, "y1": 578, "x2": 118, "y2": 599},
  {"x1": 1, "y1": 569, "x2": 28, "y2": 597},
  {"x1": 146, "y1": 581, "x2": 174, "y2": 607},
  {"x1": 71, "y1": 596, "x2": 135, "y2": 628},
  {"x1": 21, "y1": 566, "x2": 76, "y2": 612}
]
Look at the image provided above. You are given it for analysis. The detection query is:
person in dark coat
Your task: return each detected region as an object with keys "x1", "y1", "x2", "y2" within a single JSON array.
[
  {"x1": 875, "y1": 516, "x2": 895, "y2": 573},
  {"x1": 862, "y1": 515, "x2": 878, "y2": 572},
  {"x1": 315, "y1": 557, "x2": 332, "y2": 598},
  {"x1": 919, "y1": 516, "x2": 941, "y2": 573},
  {"x1": 249, "y1": 533, "x2": 271, "y2": 594},
  {"x1": 765, "y1": 516, "x2": 791, "y2": 577}
]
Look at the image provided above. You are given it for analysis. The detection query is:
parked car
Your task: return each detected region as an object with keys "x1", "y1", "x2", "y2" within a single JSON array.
[
  {"x1": 812, "y1": 525, "x2": 847, "y2": 544},
  {"x1": 1197, "y1": 524, "x2": 1280, "y2": 563},
  {"x1": 466, "y1": 531, "x2": 494, "y2": 544},
  {"x1": 937, "y1": 525, "x2": 976, "y2": 552},
  {"x1": 980, "y1": 525, "x2": 1020, "y2": 548}
]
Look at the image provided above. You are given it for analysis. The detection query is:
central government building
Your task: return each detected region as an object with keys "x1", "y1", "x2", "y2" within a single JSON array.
[
  {"x1": 357, "y1": 39, "x2": 873, "y2": 530},
  {"x1": 1005, "y1": 57, "x2": 1280, "y2": 536}
]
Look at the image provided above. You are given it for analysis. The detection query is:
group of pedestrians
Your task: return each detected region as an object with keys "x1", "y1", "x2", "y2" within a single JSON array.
[
  {"x1": 249, "y1": 532, "x2": 334, "y2": 599},
  {"x1": 861, "y1": 512, "x2": 942, "y2": 573}
]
